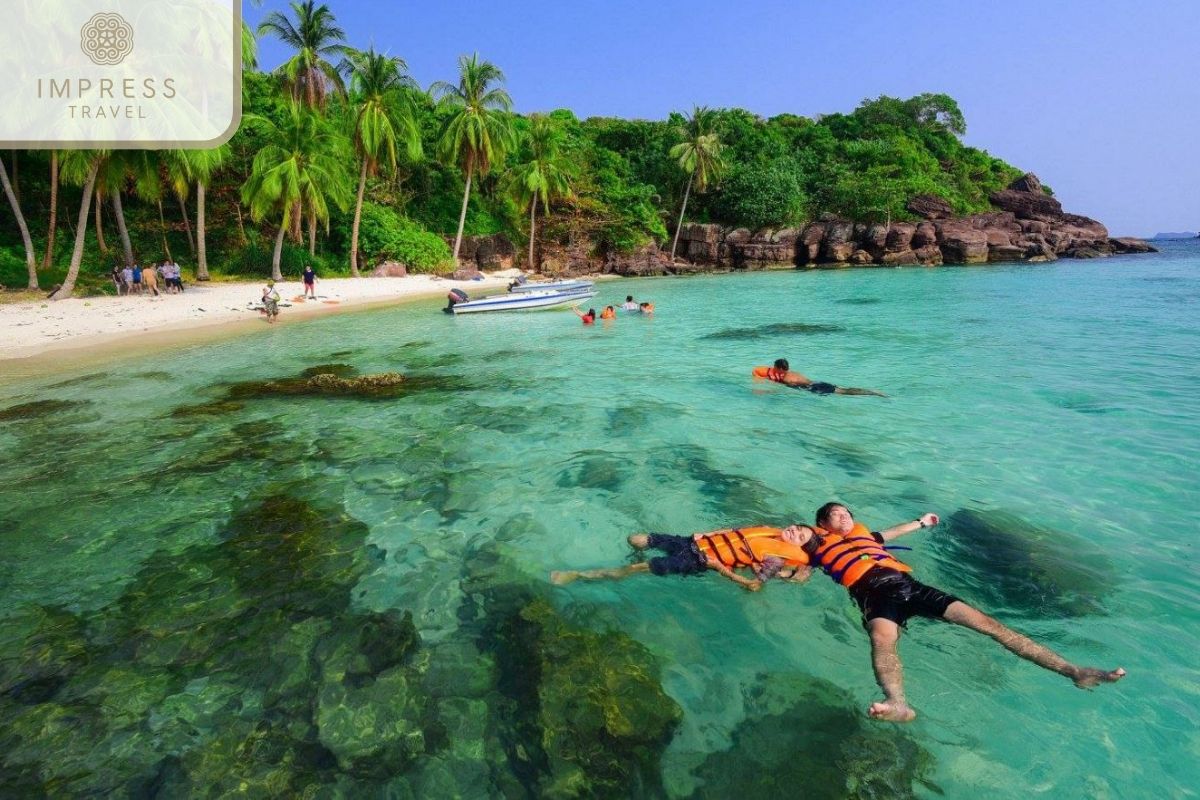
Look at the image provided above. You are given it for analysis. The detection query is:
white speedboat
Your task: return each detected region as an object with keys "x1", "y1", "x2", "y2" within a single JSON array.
[
  {"x1": 507, "y1": 279, "x2": 594, "y2": 295},
  {"x1": 450, "y1": 288, "x2": 597, "y2": 314}
]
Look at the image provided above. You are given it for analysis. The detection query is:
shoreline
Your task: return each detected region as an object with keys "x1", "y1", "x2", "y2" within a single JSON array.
[{"x1": 0, "y1": 274, "x2": 520, "y2": 383}]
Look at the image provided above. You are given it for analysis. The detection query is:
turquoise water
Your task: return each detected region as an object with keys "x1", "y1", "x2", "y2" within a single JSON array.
[{"x1": 2, "y1": 242, "x2": 1199, "y2": 797}]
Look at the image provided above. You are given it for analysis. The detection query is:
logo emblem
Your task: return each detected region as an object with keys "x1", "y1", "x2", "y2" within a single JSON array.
[{"x1": 80, "y1": 12, "x2": 134, "y2": 66}]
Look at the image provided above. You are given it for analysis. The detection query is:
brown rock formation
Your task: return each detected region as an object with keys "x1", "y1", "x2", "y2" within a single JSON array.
[
  {"x1": 906, "y1": 194, "x2": 954, "y2": 219},
  {"x1": 370, "y1": 261, "x2": 408, "y2": 277}
]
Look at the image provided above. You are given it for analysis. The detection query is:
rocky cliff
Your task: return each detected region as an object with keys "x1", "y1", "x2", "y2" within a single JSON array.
[
  {"x1": 450, "y1": 174, "x2": 1155, "y2": 278},
  {"x1": 668, "y1": 173, "x2": 1155, "y2": 274}
]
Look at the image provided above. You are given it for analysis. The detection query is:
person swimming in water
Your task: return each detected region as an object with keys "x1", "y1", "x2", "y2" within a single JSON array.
[
  {"x1": 551, "y1": 525, "x2": 814, "y2": 592},
  {"x1": 753, "y1": 358, "x2": 886, "y2": 397},
  {"x1": 600, "y1": 305, "x2": 616, "y2": 320},
  {"x1": 781, "y1": 503, "x2": 1126, "y2": 723},
  {"x1": 573, "y1": 306, "x2": 597, "y2": 325}
]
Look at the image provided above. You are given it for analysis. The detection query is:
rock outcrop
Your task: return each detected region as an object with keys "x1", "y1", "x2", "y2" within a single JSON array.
[
  {"x1": 454, "y1": 234, "x2": 515, "y2": 271},
  {"x1": 636, "y1": 174, "x2": 1155, "y2": 273}
]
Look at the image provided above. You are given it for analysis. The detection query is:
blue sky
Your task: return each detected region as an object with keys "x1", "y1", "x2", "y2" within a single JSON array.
[{"x1": 247, "y1": 0, "x2": 1199, "y2": 237}]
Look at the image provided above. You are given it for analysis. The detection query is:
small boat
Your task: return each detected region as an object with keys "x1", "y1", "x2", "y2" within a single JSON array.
[
  {"x1": 450, "y1": 288, "x2": 597, "y2": 314},
  {"x1": 507, "y1": 279, "x2": 594, "y2": 295}
]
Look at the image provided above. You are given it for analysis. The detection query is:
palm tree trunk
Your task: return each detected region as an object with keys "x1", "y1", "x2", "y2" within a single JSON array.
[
  {"x1": 196, "y1": 181, "x2": 209, "y2": 280},
  {"x1": 112, "y1": 191, "x2": 133, "y2": 267},
  {"x1": 271, "y1": 223, "x2": 286, "y2": 282},
  {"x1": 177, "y1": 192, "x2": 196, "y2": 255},
  {"x1": 528, "y1": 201, "x2": 537, "y2": 270},
  {"x1": 349, "y1": 158, "x2": 367, "y2": 277},
  {"x1": 307, "y1": 208, "x2": 316, "y2": 257},
  {"x1": 94, "y1": 189, "x2": 108, "y2": 254},
  {"x1": 669, "y1": 173, "x2": 693, "y2": 262},
  {"x1": 452, "y1": 155, "x2": 474, "y2": 266},
  {"x1": 157, "y1": 199, "x2": 172, "y2": 261},
  {"x1": 0, "y1": 155, "x2": 38, "y2": 290},
  {"x1": 51, "y1": 161, "x2": 99, "y2": 300},
  {"x1": 9, "y1": 150, "x2": 18, "y2": 202},
  {"x1": 291, "y1": 202, "x2": 302, "y2": 242},
  {"x1": 235, "y1": 202, "x2": 247, "y2": 245},
  {"x1": 42, "y1": 151, "x2": 58, "y2": 270}
]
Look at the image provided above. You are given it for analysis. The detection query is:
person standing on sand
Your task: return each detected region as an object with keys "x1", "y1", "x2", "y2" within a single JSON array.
[
  {"x1": 262, "y1": 279, "x2": 281, "y2": 324},
  {"x1": 753, "y1": 358, "x2": 886, "y2": 397},
  {"x1": 121, "y1": 264, "x2": 134, "y2": 296},
  {"x1": 781, "y1": 503, "x2": 1125, "y2": 723},
  {"x1": 131, "y1": 263, "x2": 143, "y2": 295},
  {"x1": 302, "y1": 264, "x2": 317, "y2": 299},
  {"x1": 142, "y1": 262, "x2": 160, "y2": 297}
]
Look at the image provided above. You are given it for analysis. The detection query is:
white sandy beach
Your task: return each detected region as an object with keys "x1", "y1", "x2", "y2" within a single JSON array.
[{"x1": 0, "y1": 273, "x2": 517, "y2": 367}]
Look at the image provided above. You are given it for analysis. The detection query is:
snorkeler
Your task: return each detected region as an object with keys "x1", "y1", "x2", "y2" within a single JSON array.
[
  {"x1": 782, "y1": 503, "x2": 1126, "y2": 723},
  {"x1": 752, "y1": 358, "x2": 886, "y2": 397},
  {"x1": 550, "y1": 526, "x2": 813, "y2": 592}
]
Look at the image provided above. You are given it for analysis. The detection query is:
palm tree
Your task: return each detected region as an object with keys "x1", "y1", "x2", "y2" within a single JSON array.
[
  {"x1": 257, "y1": 0, "x2": 349, "y2": 110},
  {"x1": 178, "y1": 147, "x2": 230, "y2": 280},
  {"x1": 431, "y1": 53, "x2": 515, "y2": 266},
  {"x1": 669, "y1": 106, "x2": 726, "y2": 261},
  {"x1": 0, "y1": 154, "x2": 38, "y2": 289},
  {"x1": 241, "y1": 103, "x2": 352, "y2": 281},
  {"x1": 507, "y1": 115, "x2": 572, "y2": 270},
  {"x1": 342, "y1": 47, "x2": 422, "y2": 276},
  {"x1": 241, "y1": 20, "x2": 258, "y2": 70},
  {"x1": 42, "y1": 150, "x2": 58, "y2": 271},
  {"x1": 50, "y1": 151, "x2": 104, "y2": 300}
]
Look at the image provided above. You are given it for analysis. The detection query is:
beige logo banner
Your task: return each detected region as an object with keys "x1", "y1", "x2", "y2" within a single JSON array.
[{"x1": 0, "y1": 0, "x2": 241, "y2": 148}]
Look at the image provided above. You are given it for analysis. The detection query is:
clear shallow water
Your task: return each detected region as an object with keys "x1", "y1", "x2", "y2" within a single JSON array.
[{"x1": 2, "y1": 242, "x2": 1199, "y2": 797}]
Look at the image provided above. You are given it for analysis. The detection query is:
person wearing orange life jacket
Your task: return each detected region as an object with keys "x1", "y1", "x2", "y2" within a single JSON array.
[
  {"x1": 600, "y1": 305, "x2": 616, "y2": 320},
  {"x1": 779, "y1": 502, "x2": 1125, "y2": 723},
  {"x1": 752, "y1": 358, "x2": 886, "y2": 397},
  {"x1": 550, "y1": 525, "x2": 814, "y2": 592}
]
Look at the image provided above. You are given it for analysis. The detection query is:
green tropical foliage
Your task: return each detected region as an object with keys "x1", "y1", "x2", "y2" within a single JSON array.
[
  {"x1": 431, "y1": 53, "x2": 516, "y2": 265},
  {"x1": 0, "y1": 3, "x2": 1033, "y2": 298},
  {"x1": 343, "y1": 47, "x2": 422, "y2": 276},
  {"x1": 507, "y1": 114, "x2": 573, "y2": 268}
]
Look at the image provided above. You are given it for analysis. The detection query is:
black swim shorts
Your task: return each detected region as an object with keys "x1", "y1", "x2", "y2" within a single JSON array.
[
  {"x1": 848, "y1": 568, "x2": 961, "y2": 627},
  {"x1": 807, "y1": 382, "x2": 837, "y2": 395},
  {"x1": 645, "y1": 533, "x2": 707, "y2": 576}
]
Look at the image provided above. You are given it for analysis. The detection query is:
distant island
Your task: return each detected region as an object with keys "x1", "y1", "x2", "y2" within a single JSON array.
[{"x1": 1151, "y1": 232, "x2": 1198, "y2": 239}]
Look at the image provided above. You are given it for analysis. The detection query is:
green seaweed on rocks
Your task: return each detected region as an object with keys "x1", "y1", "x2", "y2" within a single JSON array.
[
  {"x1": 688, "y1": 673, "x2": 938, "y2": 799},
  {"x1": 168, "y1": 399, "x2": 246, "y2": 418},
  {"x1": 0, "y1": 491, "x2": 436, "y2": 795},
  {"x1": 0, "y1": 399, "x2": 90, "y2": 422},
  {"x1": 934, "y1": 508, "x2": 1118, "y2": 618},
  {"x1": 300, "y1": 362, "x2": 358, "y2": 378},
  {"x1": 228, "y1": 371, "x2": 408, "y2": 399},
  {"x1": 462, "y1": 542, "x2": 682, "y2": 798}
]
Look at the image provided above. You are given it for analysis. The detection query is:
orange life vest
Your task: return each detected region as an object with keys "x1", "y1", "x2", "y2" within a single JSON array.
[
  {"x1": 810, "y1": 522, "x2": 911, "y2": 587},
  {"x1": 692, "y1": 526, "x2": 811, "y2": 569},
  {"x1": 600, "y1": 308, "x2": 615, "y2": 320},
  {"x1": 752, "y1": 366, "x2": 786, "y2": 383}
]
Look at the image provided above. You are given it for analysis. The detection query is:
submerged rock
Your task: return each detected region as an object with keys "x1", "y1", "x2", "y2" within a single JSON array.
[
  {"x1": 300, "y1": 362, "x2": 358, "y2": 378},
  {"x1": 169, "y1": 399, "x2": 246, "y2": 418},
  {"x1": 0, "y1": 491, "x2": 434, "y2": 794},
  {"x1": 934, "y1": 508, "x2": 1118, "y2": 617},
  {"x1": 689, "y1": 672, "x2": 938, "y2": 799},
  {"x1": 701, "y1": 321, "x2": 845, "y2": 340},
  {"x1": 0, "y1": 399, "x2": 90, "y2": 422},
  {"x1": 228, "y1": 371, "x2": 407, "y2": 399}
]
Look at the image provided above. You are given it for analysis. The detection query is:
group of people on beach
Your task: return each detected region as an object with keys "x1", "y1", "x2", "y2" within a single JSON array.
[
  {"x1": 110, "y1": 260, "x2": 184, "y2": 296},
  {"x1": 552, "y1": 501, "x2": 1126, "y2": 722},
  {"x1": 574, "y1": 295, "x2": 654, "y2": 324}
]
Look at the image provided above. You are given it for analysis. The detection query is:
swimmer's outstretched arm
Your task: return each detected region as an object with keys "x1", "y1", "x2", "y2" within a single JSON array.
[
  {"x1": 709, "y1": 562, "x2": 762, "y2": 592},
  {"x1": 877, "y1": 512, "x2": 939, "y2": 542}
]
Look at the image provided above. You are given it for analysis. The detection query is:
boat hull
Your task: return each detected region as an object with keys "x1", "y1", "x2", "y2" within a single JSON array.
[{"x1": 451, "y1": 289, "x2": 598, "y2": 314}]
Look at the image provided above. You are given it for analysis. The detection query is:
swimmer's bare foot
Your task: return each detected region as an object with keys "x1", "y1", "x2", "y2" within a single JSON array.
[
  {"x1": 550, "y1": 571, "x2": 578, "y2": 586},
  {"x1": 1072, "y1": 666, "x2": 1126, "y2": 688},
  {"x1": 868, "y1": 700, "x2": 917, "y2": 723},
  {"x1": 627, "y1": 534, "x2": 650, "y2": 549}
]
